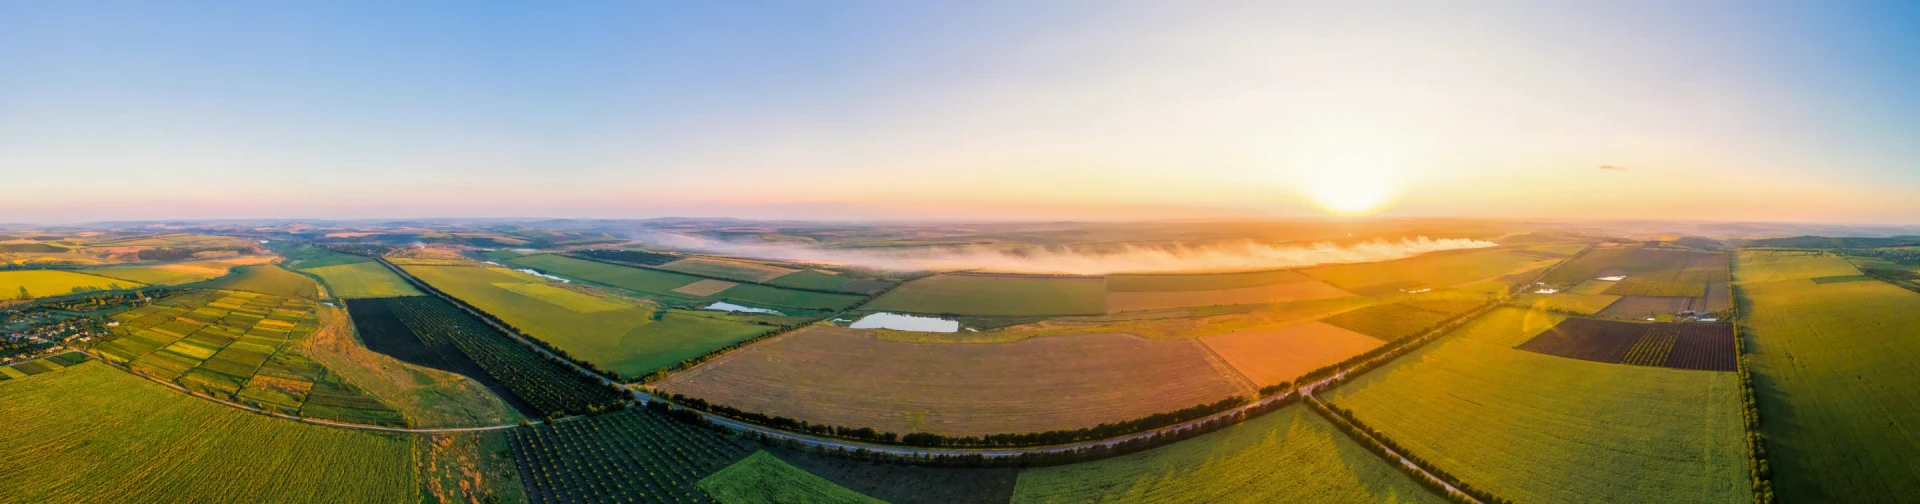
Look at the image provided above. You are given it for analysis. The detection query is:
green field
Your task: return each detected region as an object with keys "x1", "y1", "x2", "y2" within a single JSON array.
[
  {"x1": 401, "y1": 264, "x2": 774, "y2": 379},
  {"x1": 1321, "y1": 307, "x2": 1749, "y2": 504},
  {"x1": 698, "y1": 451, "x2": 883, "y2": 504},
  {"x1": 509, "y1": 254, "x2": 861, "y2": 311},
  {"x1": 1012, "y1": 405, "x2": 1440, "y2": 503},
  {"x1": 0, "y1": 270, "x2": 142, "y2": 299},
  {"x1": 765, "y1": 269, "x2": 855, "y2": 291},
  {"x1": 197, "y1": 264, "x2": 320, "y2": 298},
  {"x1": 0, "y1": 362, "x2": 418, "y2": 503},
  {"x1": 1300, "y1": 248, "x2": 1548, "y2": 296},
  {"x1": 861, "y1": 274, "x2": 1107, "y2": 316},
  {"x1": 1106, "y1": 269, "x2": 1313, "y2": 292},
  {"x1": 1737, "y1": 251, "x2": 1920, "y2": 502},
  {"x1": 1510, "y1": 292, "x2": 1622, "y2": 315},
  {"x1": 303, "y1": 262, "x2": 422, "y2": 298}
]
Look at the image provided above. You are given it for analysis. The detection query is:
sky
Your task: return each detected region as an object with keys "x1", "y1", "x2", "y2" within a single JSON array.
[{"x1": 3, "y1": 1, "x2": 1918, "y2": 224}]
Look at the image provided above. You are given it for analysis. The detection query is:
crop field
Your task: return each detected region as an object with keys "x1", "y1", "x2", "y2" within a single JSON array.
[
  {"x1": 762, "y1": 449, "x2": 1018, "y2": 504},
  {"x1": 343, "y1": 297, "x2": 536, "y2": 416},
  {"x1": 1299, "y1": 248, "x2": 1550, "y2": 296},
  {"x1": 1319, "y1": 300, "x2": 1479, "y2": 341},
  {"x1": 0, "y1": 362, "x2": 418, "y2": 503},
  {"x1": 301, "y1": 262, "x2": 422, "y2": 298},
  {"x1": 94, "y1": 289, "x2": 409, "y2": 424},
  {"x1": 508, "y1": 253, "x2": 861, "y2": 310},
  {"x1": 766, "y1": 269, "x2": 892, "y2": 294},
  {"x1": 0, "y1": 270, "x2": 142, "y2": 299},
  {"x1": 1595, "y1": 295, "x2": 1692, "y2": 319},
  {"x1": 1322, "y1": 311, "x2": 1750, "y2": 504},
  {"x1": 1738, "y1": 251, "x2": 1920, "y2": 502},
  {"x1": 1198, "y1": 322, "x2": 1384, "y2": 387},
  {"x1": 1104, "y1": 280, "x2": 1354, "y2": 313},
  {"x1": 379, "y1": 296, "x2": 627, "y2": 416},
  {"x1": 1106, "y1": 269, "x2": 1316, "y2": 291},
  {"x1": 1012, "y1": 405, "x2": 1440, "y2": 503},
  {"x1": 1510, "y1": 292, "x2": 1621, "y2": 315},
  {"x1": 2, "y1": 352, "x2": 87, "y2": 379},
  {"x1": 658, "y1": 326, "x2": 1249, "y2": 436},
  {"x1": 88, "y1": 256, "x2": 279, "y2": 286},
  {"x1": 399, "y1": 264, "x2": 775, "y2": 379},
  {"x1": 696, "y1": 451, "x2": 884, "y2": 504},
  {"x1": 1513, "y1": 318, "x2": 1736, "y2": 371},
  {"x1": 197, "y1": 264, "x2": 320, "y2": 298},
  {"x1": 955, "y1": 296, "x2": 1375, "y2": 343},
  {"x1": 659, "y1": 257, "x2": 798, "y2": 282},
  {"x1": 508, "y1": 407, "x2": 755, "y2": 503},
  {"x1": 861, "y1": 273, "x2": 1107, "y2": 316}
]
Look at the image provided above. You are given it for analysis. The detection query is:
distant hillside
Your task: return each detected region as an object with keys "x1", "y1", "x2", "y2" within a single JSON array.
[{"x1": 1744, "y1": 236, "x2": 1920, "y2": 249}]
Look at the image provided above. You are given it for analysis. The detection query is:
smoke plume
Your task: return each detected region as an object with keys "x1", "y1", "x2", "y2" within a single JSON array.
[{"x1": 655, "y1": 235, "x2": 1498, "y2": 275}]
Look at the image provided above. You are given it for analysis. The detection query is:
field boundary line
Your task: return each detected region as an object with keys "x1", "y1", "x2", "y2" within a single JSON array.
[{"x1": 1190, "y1": 338, "x2": 1261, "y2": 398}]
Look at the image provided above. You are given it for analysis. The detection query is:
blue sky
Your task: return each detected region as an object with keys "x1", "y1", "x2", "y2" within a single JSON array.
[{"x1": 3, "y1": 1, "x2": 1917, "y2": 223}]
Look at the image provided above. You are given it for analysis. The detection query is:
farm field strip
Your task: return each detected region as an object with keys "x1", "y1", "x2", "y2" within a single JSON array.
[
  {"x1": 1322, "y1": 312, "x2": 1751, "y2": 504},
  {"x1": 657, "y1": 325, "x2": 1249, "y2": 437},
  {"x1": 0, "y1": 269, "x2": 145, "y2": 299},
  {"x1": 1514, "y1": 317, "x2": 1736, "y2": 371},
  {"x1": 1736, "y1": 251, "x2": 1920, "y2": 502},
  {"x1": 1104, "y1": 280, "x2": 1353, "y2": 313},
  {"x1": 861, "y1": 273, "x2": 1107, "y2": 316}
]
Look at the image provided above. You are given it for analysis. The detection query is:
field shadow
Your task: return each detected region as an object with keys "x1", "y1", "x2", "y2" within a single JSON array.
[
  {"x1": 768, "y1": 447, "x2": 1018, "y2": 504},
  {"x1": 1733, "y1": 284, "x2": 1829, "y2": 502}
]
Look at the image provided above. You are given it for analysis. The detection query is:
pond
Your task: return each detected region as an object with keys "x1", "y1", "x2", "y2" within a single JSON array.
[
  {"x1": 702, "y1": 302, "x2": 782, "y2": 315},
  {"x1": 849, "y1": 312, "x2": 960, "y2": 333}
]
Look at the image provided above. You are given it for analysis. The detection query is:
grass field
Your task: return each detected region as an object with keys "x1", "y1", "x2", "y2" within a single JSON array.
[
  {"x1": 1199, "y1": 322, "x2": 1384, "y2": 388},
  {"x1": 1321, "y1": 307, "x2": 1749, "y2": 504},
  {"x1": 1737, "y1": 251, "x2": 1920, "y2": 502},
  {"x1": 1319, "y1": 300, "x2": 1479, "y2": 341},
  {"x1": 303, "y1": 262, "x2": 422, "y2": 298},
  {"x1": 197, "y1": 264, "x2": 320, "y2": 298},
  {"x1": 659, "y1": 326, "x2": 1249, "y2": 436},
  {"x1": 697, "y1": 451, "x2": 884, "y2": 504},
  {"x1": 1105, "y1": 280, "x2": 1354, "y2": 313},
  {"x1": 1011, "y1": 405, "x2": 1440, "y2": 503},
  {"x1": 1106, "y1": 269, "x2": 1315, "y2": 291},
  {"x1": 401, "y1": 264, "x2": 774, "y2": 379},
  {"x1": 0, "y1": 362, "x2": 418, "y2": 503},
  {"x1": 0, "y1": 270, "x2": 142, "y2": 299},
  {"x1": 1509, "y1": 292, "x2": 1622, "y2": 315},
  {"x1": 862, "y1": 274, "x2": 1107, "y2": 316},
  {"x1": 659, "y1": 257, "x2": 798, "y2": 282},
  {"x1": 1299, "y1": 248, "x2": 1550, "y2": 296},
  {"x1": 933, "y1": 297, "x2": 1375, "y2": 344},
  {"x1": 318, "y1": 301, "x2": 525, "y2": 427},
  {"x1": 88, "y1": 256, "x2": 279, "y2": 286},
  {"x1": 509, "y1": 253, "x2": 860, "y2": 310}
]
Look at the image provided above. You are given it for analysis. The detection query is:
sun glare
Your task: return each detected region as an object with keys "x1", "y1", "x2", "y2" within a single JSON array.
[{"x1": 1304, "y1": 156, "x2": 1397, "y2": 214}]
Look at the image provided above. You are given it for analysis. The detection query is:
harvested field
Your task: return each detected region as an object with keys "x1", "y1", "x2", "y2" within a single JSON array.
[
  {"x1": 1738, "y1": 251, "x2": 1920, "y2": 502},
  {"x1": 1104, "y1": 280, "x2": 1352, "y2": 313},
  {"x1": 1595, "y1": 296, "x2": 1692, "y2": 319},
  {"x1": 1515, "y1": 318, "x2": 1735, "y2": 371},
  {"x1": 660, "y1": 257, "x2": 797, "y2": 282},
  {"x1": 1323, "y1": 321, "x2": 1750, "y2": 504},
  {"x1": 657, "y1": 326, "x2": 1249, "y2": 436},
  {"x1": 1198, "y1": 322, "x2": 1383, "y2": 387},
  {"x1": 862, "y1": 274, "x2": 1107, "y2": 316},
  {"x1": 673, "y1": 278, "x2": 740, "y2": 296}
]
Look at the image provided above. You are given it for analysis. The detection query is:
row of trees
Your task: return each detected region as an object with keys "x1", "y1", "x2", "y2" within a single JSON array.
[
  {"x1": 1729, "y1": 291, "x2": 1777, "y2": 504},
  {"x1": 1309, "y1": 397, "x2": 1513, "y2": 504}
]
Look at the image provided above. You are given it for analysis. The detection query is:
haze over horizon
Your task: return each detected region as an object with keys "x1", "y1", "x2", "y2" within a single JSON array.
[{"x1": 6, "y1": 1, "x2": 1919, "y2": 224}]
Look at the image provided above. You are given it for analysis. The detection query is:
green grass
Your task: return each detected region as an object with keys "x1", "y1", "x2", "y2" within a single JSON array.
[
  {"x1": 1318, "y1": 303, "x2": 1459, "y2": 341},
  {"x1": 197, "y1": 265, "x2": 320, "y2": 298},
  {"x1": 303, "y1": 262, "x2": 422, "y2": 298},
  {"x1": 711, "y1": 283, "x2": 864, "y2": 311},
  {"x1": 508, "y1": 254, "x2": 703, "y2": 295},
  {"x1": 0, "y1": 270, "x2": 143, "y2": 299},
  {"x1": 697, "y1": 451, "x2": 884, "y2": 504},
  {"x1": 1509, "y1": 292, "x2": 1622, "y2": 315},
  {"x1": 1321, "y1": 308, "x2": 1749, "y2": 504},
  {"x1": 0, "y1": 362, "x2": 418, "y2": 503},
  {"x1": 1012, "y1": 405, "x2": 1440, "y2": 503},
  {"x1": 1300, "y1": 248, "x2": 1547, "y2": 296},
  {"x1": 764, "y1": 269, "x2": 854, "y2": 291},
  {"x1": 1738, "y1": 252, "x2": 1920, "y2": 502},
  {"x1": 402, "y1": 264, "x2": 773, "y2": 379},
  {"x1": 1105, "y1": 269, "x2": 1312, "y2": 292},
  {"x1": 861, "y1": 274, "x2": 1107, "y2": 316}
]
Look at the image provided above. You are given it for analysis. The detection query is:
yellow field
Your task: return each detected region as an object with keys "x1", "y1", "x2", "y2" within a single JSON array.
[
  {"x1": 1199, "y1": 322, "x2": 1384, "y2": 387},
  {"x1": 493, "y1": 281, "x2": 633, "y2": 313},
  {"x1": 0, "y1": 270, "x2": 144, "y2": 299}
]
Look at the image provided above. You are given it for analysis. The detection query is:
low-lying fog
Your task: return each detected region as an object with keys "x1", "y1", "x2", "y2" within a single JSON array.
[{"x1": 650, "y1": 235, "x2": 1497, "y2": 275}]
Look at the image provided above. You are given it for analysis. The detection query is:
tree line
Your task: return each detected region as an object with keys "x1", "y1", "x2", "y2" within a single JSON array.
[{"x1": 1309, "y1": 397, "x2": 1514, "y2": 504}]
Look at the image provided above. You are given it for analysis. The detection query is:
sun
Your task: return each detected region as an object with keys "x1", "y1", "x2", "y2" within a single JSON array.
[{"x1": 1304, "y1": 156, "x2": 1396, "y2": 214}]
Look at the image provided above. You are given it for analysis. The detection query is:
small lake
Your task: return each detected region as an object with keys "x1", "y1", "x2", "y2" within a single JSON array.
[
  {"x1": 703, "y1": 302, "x2": 782, "y2": 315},
  {"x1": 850, "y1": 312, "x2": 960, "y2": 333}
]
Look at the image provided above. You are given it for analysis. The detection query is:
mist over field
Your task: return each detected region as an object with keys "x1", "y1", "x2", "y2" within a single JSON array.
[{"x1": 659, "y1": 236, "x2": 1497, "y2": 275}]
